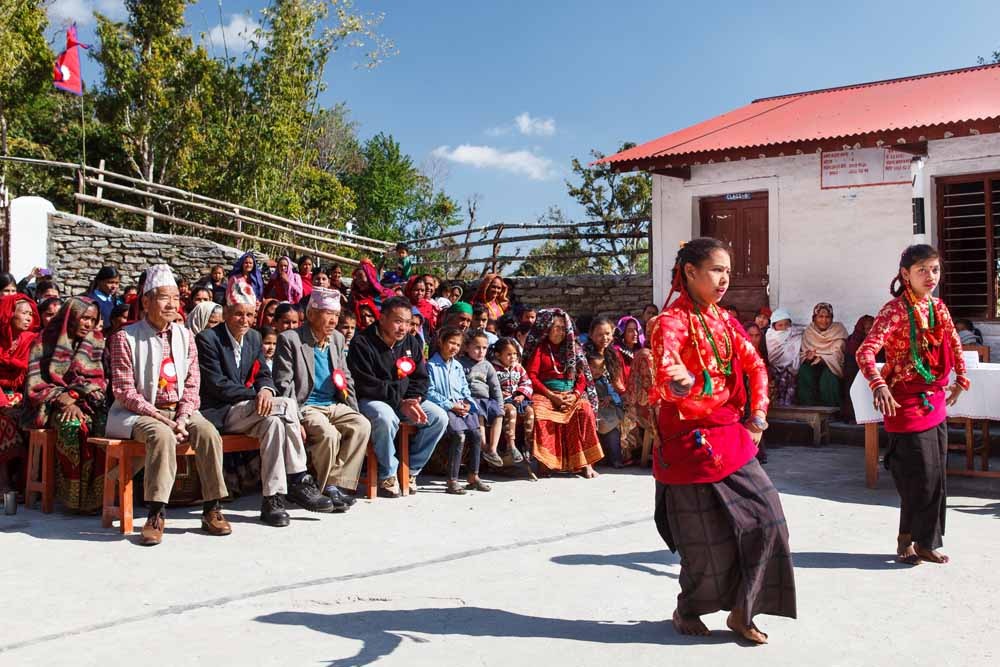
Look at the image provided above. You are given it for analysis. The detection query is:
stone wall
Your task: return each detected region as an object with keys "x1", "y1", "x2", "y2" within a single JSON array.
[
  {"x1": 47, "y1": 211, "x2": 264, "y2": 293},
  {"x1": 498, "y1": 274, "x2": 653, "y2": 319}
]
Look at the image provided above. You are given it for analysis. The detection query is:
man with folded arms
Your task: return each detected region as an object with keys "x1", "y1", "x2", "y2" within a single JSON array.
[
  {"x1": 347, "y1": 296, "x2": 447, "y2": 497},
  {"x1": 196, "y1": 277, "x2": 334, "y2": 527},
  {"x1": 107, "y1": 264, "x2": 230, "y2": 546},
  {"x1": 273, "y1": 287, "x2": 370, "y2": 508}
]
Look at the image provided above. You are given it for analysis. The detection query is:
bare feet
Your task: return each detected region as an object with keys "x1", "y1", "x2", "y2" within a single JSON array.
[
  {"x1": 727, "y1": 611, "x2": 768, "y2": 644},
  {"x1": 914, "y1": 546, "x2": 950, "y2": 564},
  {"x1": 672, "y1": 609, "x2": 710, "y2": 637},
  {"x1": 581, "y1": 465, "x2": 599, "y2": 479},
  {"x1": 896, "y1": 534, "x2": 921, "y2": 566}
]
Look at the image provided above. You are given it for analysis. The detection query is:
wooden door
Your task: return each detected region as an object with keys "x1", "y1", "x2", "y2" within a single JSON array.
[{"x1": 699, "y1": 192, "x2": 769, "y2": 321}]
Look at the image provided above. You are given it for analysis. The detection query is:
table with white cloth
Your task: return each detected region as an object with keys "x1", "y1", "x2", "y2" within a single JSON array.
[{"x1": 850, "y1": 355, "x2": 1000, "y2": 487}]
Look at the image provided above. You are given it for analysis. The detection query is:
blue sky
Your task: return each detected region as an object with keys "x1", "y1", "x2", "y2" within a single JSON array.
[{"x1": 50, "y1": 0, "x2": 1000, "y2": 228}]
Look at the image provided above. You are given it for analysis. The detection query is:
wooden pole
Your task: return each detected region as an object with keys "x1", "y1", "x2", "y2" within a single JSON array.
[{"x1": 95, "y1": 158, "x2": 105, "y2": 201}]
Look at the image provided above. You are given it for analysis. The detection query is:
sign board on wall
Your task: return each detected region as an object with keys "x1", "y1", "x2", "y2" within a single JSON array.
[{"x1": 820, "y1": 148, "x2": 912, "y2": 189}]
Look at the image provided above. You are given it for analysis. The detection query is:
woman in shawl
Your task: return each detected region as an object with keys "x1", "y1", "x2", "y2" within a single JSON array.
[
  {"x1": 842, "y1": 315, "x2": 876, "y2": 421},
  {"x1": 764, "y1": 308, "x2": 803, "y2": 406},
  {"x1": 264, "y1": 256, "x2": 304, "y2": 304},
  {"x1": 354, "y1": 297, "x2": 381, "y2": 333},
  {"x1": 404, "y1": 275, "x2": 439, "y2": 333},
  {"x1": 297, "y1": 256, "x2": 314, "y2": 300},
  {"x1": 614, "y1": 315, "x2": 645, "y2": 369},
  {"x1": 472, "y1": 273, "x2": 510, "y2": 321},
  {"x1": 186, "y1": 301, "x2": 223, "y2": 335},
  {"x1": 23, "y1": 298, "x2": 107, "y2": 513},
  {"x1": 523, "y1": 308, "x2": 603, "y2": 477},
  {"x1": 649, "y1": 238, "x2": 795, "y2": 644},
  {"x1": 621, "y1": 347, "x2": 657, "y2": 465},
  {"x1": 349, "y1": 258, "x2": 395, "y2": 308},
  {"x1": 0, "y1": 294, "x2": 41, "y2": 493},
  {"x1": 229, "y1": 251, "x2": 265, "y2": 302},
  {"x1": 795, "y1": 302, "x2": 848, "y2": 407},
  {"x1": 857, "y1": 245, "x2": 967, "y2": 565}
]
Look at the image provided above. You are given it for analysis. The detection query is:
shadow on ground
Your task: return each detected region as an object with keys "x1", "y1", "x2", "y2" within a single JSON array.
[
  {"x1": 256, "y1": 606, "x2": 735, "y2": 666},
  {"x1": 551, "y1": 549, "x2": 679, "y2": 578}
]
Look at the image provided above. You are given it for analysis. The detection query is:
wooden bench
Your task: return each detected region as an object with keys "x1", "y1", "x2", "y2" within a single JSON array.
[
  {"x1": 768, "y1": 405, "x2": 840, "y2": 446},
  {"x1": 24, "y1": 429, "x2": 56, "y2": 513}
]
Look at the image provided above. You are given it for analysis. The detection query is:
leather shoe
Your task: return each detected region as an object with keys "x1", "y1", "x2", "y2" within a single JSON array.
[
  {"x1": 140, "y1": 512, "x2": 165, "y2": 546},
  {"x1": 377, "y1": 475, "x2": 400, "y2": 498},
  {"x1": 323, "y1": 485, "x2": 355, "y2": 509},
  {"x1": 287, "y1": 474, "x2": 336, "y2": 513},
  {"x1": 260, "y1": 495, "x2": 290, "y2": 527},
  {"x1": 201, "y1": 508, "x2": 232, "y2": 536}
]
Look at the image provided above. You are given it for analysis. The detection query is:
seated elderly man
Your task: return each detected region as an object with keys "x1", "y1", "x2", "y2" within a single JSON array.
[
  {"x1": 347, "y1": 296, "x2": 447, "y2": 498},
  {"x1": 106, "y1": 264, "x2": 229, "y2": 547},
  {"x1": 273, "y1": 287, "x2": 371, "y2": 508},
  {"x1": 196, "y1": 277, "x2": 334, "y2": 527}
]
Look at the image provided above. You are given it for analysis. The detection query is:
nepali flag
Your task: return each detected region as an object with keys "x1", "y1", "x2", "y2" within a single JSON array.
[{"x1": 53, "y1": 24, "x2": 89, "y2": 96}]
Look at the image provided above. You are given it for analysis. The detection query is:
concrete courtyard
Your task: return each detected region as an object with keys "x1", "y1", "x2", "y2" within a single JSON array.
[{"x1": 1, "y1": 444, "x2": 998, "y2": 667}]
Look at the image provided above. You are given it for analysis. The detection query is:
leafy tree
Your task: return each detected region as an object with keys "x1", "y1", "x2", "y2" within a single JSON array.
[
  {"x1": 0, "y1": 0, "x2": 52, "y2": 160},
  {"x1": 566, "y1": 142, "x2": 652, "y2": 274},
  {"x1": 514, "y1": 208, "x2": 595, "y2": 277}
]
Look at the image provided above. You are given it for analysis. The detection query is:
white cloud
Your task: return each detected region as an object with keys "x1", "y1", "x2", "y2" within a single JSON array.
[
  {"x1": 207, "y1": 14, "x2": 263, "y2": 54},
  {"x1": 431, "y1": 145, "x2": 555, "y2": 181},
  {"x1": 514, "y1": 112, "x2": 556, "y2": 137},
  {"x1": 48, "y1": 0, "x2": 125, "y2": 27}
]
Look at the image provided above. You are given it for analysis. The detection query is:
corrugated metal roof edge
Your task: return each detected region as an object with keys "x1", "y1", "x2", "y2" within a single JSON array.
[
  {"x1": 597, "y1": 116, "x2": 1000, "y2": 166},
  {"x1": 751, "y1": 62, "x2": 1000, "y2": 104}
]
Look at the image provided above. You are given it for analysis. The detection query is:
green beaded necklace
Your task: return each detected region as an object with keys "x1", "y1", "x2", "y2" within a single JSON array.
[
  {"x1": 693, "y1": 305, "x2": 733, "y2": 396},
  {"x1": 905, "y1": 292, "x2": 938, "y2": 384}
]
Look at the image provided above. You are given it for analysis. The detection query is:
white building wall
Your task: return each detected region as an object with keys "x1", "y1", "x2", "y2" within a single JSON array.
[{"x1": 652, "y1": 134, "x2": 1000, "y2": 329}]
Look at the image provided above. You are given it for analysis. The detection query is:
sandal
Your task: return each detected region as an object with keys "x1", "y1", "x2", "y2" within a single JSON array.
[
  {"x1": 466, "y1": 479, "x2": 492, "y2": 492},
  {"x1": 445, "y1": 480, "x2": 467, "y2": 495},
  {"x1": 482, "y1": 451, "x2": 504, "y2": 468}
]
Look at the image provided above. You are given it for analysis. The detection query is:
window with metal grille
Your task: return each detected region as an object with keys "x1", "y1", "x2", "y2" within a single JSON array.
[{"x1": 937, "y1": 172, "x2": 1000, "y2": 320}]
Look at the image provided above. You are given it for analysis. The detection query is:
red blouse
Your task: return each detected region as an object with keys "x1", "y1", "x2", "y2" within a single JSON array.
[
  {"x1": 525, "y1": 340, "x2": 587, "y2": 395},
  {"x1": 856, "y1": 295, "x2": 969, "y2": 393}
]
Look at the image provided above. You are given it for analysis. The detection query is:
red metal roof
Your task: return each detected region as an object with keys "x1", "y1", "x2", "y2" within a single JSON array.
[{"x1": 600, "y1": 64, "x2": 1000, "y2": 171}]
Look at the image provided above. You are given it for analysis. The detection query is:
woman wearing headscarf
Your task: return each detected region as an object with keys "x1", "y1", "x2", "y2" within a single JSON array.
[
  {"x1": 264, "y1": 256, "x2": 304, "y2": 304},
  {"x1": 614, "y1": 315, "x2": 646, "y2": 369},
  {"x1": 472, "y1": 273, "x2": 510, "y2": 321},
  {"x1": 404, "y1": 275, "x2": 439, "y2": 333},
  {"x1": 622, "y1": 347, "x2": 657, "y2": 465},
  {"x1": 24, "y1": 297, "x2": 107, "y2": 513},
  {"x1": 229, "y1": 251, "x2": 265, "y2": 302},
  {"x1": 0, "y1": 294, "x2": 41, "y2": 493},
  {"x1": 764, "y1": 308, "x2": 803, "y2": 407},
  {"x1": 523, "y1": 308, "x2": 603, "y2": 478},
  {"x1": 349, "y1": 258, "x2": 395, "y2": 307},
  {"x1": 256, "y1": 298, "x2": 280, "y2": 330},
  {"x1": 796, "y1": 302, "x2": 848, "y2": 407},
  {"x1": 185, "y1": 301, "x2": 223, "y2": 335}
]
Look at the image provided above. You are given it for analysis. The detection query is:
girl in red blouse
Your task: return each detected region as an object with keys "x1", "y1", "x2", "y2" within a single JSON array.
[
  {"x1": 649, "y1": 237, "x2": 795, "y2": 644},
  {"x1": 522, "y1": 308, "x2": 603, "y2": 477},
  {"x1": 856, "y1": 244, "x2": 968, "y2": 566}
]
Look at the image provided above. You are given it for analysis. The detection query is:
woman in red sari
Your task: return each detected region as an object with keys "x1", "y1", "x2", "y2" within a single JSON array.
[
  {"x1": 24, "y1": 297, "x2": 107, "y2": 513},
  {"x1": 856, "y1": 244, "x2": 967, "y2": 566},
  {"x1": 523, "y1": 308, "x2": 603, "y2": 478},
  {"x1": 0, "y1": 294, "x2": 41, "y2": 493},
  {"x1": 650, "y1": 237, "x2": 795, "y2": 644},
  {"x1": 404, "y1": 276, "x2": 439, "y2": 333},
  {"x1": 472, "y1": 273, "x2": 510, "y2": 321}
]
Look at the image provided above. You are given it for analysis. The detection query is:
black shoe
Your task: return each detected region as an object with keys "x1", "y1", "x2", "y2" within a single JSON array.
[
  {"x1": 260, "y1": 495, "x2": 290, "y2": 527},
  {"x1": 287, "y1": 474, "x2": 336, "y2": 513},
  {"x1": 324, "y1": 486, "x2": 356, "y2": 508}
]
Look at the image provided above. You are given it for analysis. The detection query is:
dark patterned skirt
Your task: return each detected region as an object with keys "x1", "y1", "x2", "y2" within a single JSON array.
[{"x1": 654, "y1": 459, "x2": 797, "y2": 625}]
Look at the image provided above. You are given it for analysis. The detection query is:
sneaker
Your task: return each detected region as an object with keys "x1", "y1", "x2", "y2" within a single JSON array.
[
  {"x1": 287, "y1": 474, "x2": 336, "y2": 513},
  {"x1": 377, "y1": 476, "x2": 401, "y2": 499},
  {"x1": 408, "y1": 476, "x2": 419, "y2": 494},
  {"x1": 322, "y1": 485, "x2": 353, "y2": 510}
]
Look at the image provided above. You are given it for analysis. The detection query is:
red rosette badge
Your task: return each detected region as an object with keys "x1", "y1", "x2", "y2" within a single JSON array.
[
  {"x1": 333, "y1": 369, "x2": 349, "y2": 399},
  {"x1": 396, "y1": 357, "x2": 416, "y2": 379}
]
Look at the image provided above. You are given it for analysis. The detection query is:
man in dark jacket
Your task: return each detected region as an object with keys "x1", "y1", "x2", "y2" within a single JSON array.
[
  {"x1": 197, "y1": 277, "x2": 334, "y2": 525},
  {"x1": 347, "y1": 296, "x2": 447, "y2": 497}
]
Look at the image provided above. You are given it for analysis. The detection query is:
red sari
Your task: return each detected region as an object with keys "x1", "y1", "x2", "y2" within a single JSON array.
[
  {"x1": 0, "y1": 294, "x2": 40, "y2": 466},
  {"x1": 648, "y1": 293, "x2": 768, "y2": 484}
]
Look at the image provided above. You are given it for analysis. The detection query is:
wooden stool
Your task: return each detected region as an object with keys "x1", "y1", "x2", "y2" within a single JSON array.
[
  {"x1": 361, "y1": 424, "x2": 418, "y2": 499},
  {"x1": 24, "y1": 429, "x2": 56, "y2": 513}
]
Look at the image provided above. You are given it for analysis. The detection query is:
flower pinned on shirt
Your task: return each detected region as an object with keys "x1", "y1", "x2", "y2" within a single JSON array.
[
  {"x1": 245, "y1": 359, "x2": 261, "y2": 388},
  {"x1": 332, "y1": 368, "x2": 349, "y2": 400},
  {"x1": 396, "y1": 357, "x2": 416, "y2": 379},
  {"x1": 158, "y1": 358, "x2": 177, "y2": 391}
]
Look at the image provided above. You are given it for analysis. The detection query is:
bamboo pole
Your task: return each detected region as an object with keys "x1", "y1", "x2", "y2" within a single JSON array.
[
  {"x1": 408, "y1": 231, "x2": 648, "y2": 255},
  {"x1": 73, "y1": 194, "x2": 361, "y2": 266},
  {"x1": 414, "y1": 249, "x2": 648, "y2": 267},
  {"x1": 407, "y1": 218, "x2": 651, "y2": 244}
]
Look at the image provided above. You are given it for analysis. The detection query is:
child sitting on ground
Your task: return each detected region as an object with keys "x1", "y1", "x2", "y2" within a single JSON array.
[
  {"x1": 336, "y1": 311, "x2": 357, "y2": 351},
  {"x1": 588, "y1": 351, "x2": 625, "y2": 468},
  {"x1": 427, "y1": 327, "x2": 491, "y2": 495},
  {"x1": 460, "y1": 330, "x2": 505, "y2": 468},
  {"x1": 471, "y1": 304, "x2": 499, "y2": 345},
  {"x1": 491, "y1": 337, "x2": 534, "y2": 465},
  {"x1": 259, "y1": 325, "x2": 278, "y2": 371}
]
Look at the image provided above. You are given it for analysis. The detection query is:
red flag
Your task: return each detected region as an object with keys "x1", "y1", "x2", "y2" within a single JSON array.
[{"x1": 53, "y1": 24, "x2": 89, "y2": 96}]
